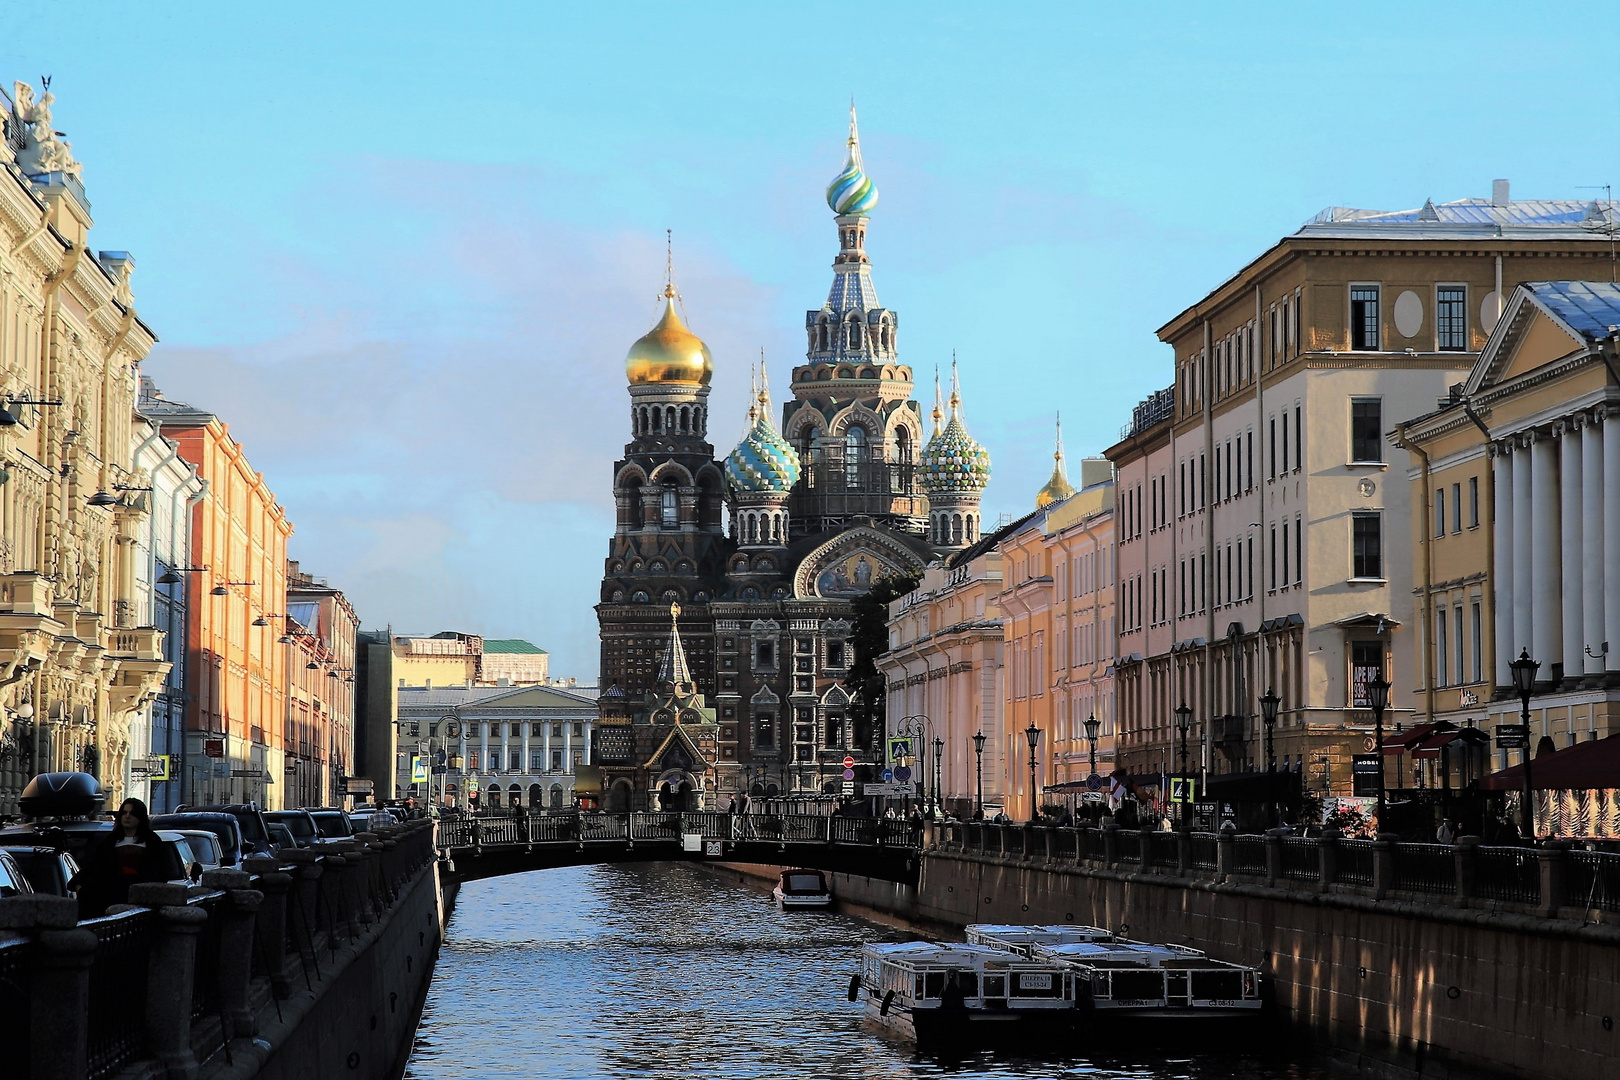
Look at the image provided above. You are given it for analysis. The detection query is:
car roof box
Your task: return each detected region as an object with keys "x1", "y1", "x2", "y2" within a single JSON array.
[{"x1": 20, "y1": 772, "x2": 107, "y2": 818}]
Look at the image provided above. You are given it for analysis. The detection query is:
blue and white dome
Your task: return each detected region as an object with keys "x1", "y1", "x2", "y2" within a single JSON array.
[
  {"x1": 921, "y1": 366, "x2": 990, "y2": 495},
  {"x1": 826, "y1": 104, "x2": 879, "y2": 217},
  {"x1": 726, "y1": 367, "x2": 801, "y2": 495}
]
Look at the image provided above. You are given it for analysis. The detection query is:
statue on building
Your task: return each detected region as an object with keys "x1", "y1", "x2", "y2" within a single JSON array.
[{"x1": 12, "y1": 81, "x2": 81, "y2": 178}]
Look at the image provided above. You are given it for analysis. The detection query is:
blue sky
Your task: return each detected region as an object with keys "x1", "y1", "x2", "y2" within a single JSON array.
[{"x1": 9, "y1": 2, "x2": 1617, "y2": 679}]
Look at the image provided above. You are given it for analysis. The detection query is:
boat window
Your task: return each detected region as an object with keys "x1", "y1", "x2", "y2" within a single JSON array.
[
  {"x1": 922, "y1": 973, "x2": 942, "y2": 999},
  {"x1": 784, "y1": 873, "x2": 823, "y2": 892},
  {"x1": 982, "y1": 974, "x2": 1006, "y2": 998},
  {"x1": 914, "y1": 975, "x2": 925, "y2": 999}
]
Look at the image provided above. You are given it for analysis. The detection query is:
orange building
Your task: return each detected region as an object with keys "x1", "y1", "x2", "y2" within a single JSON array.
[{"x1": 141, "y1": 382, "x2": 293, "y2": 808}]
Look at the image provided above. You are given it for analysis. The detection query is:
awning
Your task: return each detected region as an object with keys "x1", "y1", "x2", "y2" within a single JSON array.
[
  {"x1": 1480, "y1": 734, "x2": 1620, "y2": 791},
  {"x1": 1410, "y1": 728, "x2": 1490, "y2": 760}
]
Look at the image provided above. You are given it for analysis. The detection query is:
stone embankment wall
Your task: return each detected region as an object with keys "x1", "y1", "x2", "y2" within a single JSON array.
[{"x1": 916, "y1": 851, "x2": 1619, "y2": 1080}]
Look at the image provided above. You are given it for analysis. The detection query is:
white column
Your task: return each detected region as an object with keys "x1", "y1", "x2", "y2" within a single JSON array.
[
  {"x1": 1560, "y1": 421, "x2": 1584, "y2": 684},
  {"x1": 1511, "y1": 437, "x2": 1534, "y2": 660},
  {"x1": 522, "y1": 722, "x2": 531, "y2": 781},
  {"x1": 1606, "y1": 406, "x2": 1620, "y2": 675},
  {"x1": 1582, "y1": 413, "x2": 1606, "y2": 677},
  {"x1": 1493, "y1": 442, "x2": 1515, "y2": 687},
  {"x1": 479, "y1": 722, "x2": 489, "y2": 782},
  {"x1": 1530, "y1": 430, "x2": 1562, "y2": 676}
]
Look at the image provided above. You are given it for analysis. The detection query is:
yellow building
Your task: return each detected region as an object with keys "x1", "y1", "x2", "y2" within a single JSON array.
[
  {"x1": 1394, "y1": 280, "x2": 1620, "y2": 789},
  {"x1": 0, "y1": 81, "x2": 169, "y2": 812}
]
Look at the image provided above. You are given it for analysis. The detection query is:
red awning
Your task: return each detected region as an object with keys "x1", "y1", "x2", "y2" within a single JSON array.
[
  {"x1": 1410, "y1": 729, "x2": 1490, "y2": 760},
  {"x1": 1381, "y1": 722, "x2": 1454, "y2": 756},
  {"x1": 1480, "y1": 734, "x2": 1620, "y2": 791}
]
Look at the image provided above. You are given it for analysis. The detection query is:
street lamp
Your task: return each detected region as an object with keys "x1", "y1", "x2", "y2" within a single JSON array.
[
  {"x1": 932, "y1": 737, "x2": 944, "y2": 818},
  {"x1": 1025, "y1": 721, "x2": 1041, "y2": 823},
  {"x1": 972, "y1": 730, "x2": 986, "y2": 817},
  {"x1": 1083, "y1": 712, "x2": 1101, "y2": 779},
  {"x1": 1174, "y1": 702, "x2": 1192, "y2": 831},
  {"x1": 1509, "y1": 649, "x2": 1540, "y2": 841},
  {"x1": 899, "y1": 715, "x2": 931, "y2": 814},
  {"x1": 1367, "y1": 674, "x2": 1392, "y2": 830},
  {"x1": 1259, "y1": 687, "x2": 1281, "y2": 827}
]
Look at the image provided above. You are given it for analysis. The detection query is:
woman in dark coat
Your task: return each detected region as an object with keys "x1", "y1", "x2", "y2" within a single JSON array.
[{"x1": 76, "y1": 798, "x2": 176, "y2": 916}]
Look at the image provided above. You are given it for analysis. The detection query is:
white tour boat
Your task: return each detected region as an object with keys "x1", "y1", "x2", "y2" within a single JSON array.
[
  {"x1": 773, "y1": 868, "x2": 833, "y2": 908},
  {"x1": 852, "y1": 941, "x2": 1076, "y2": 1047},
  {"x1": 1031, "y1": 940, "x2": 1264, "y2": 1024},
  {"x1": 965, "y1": 923, "x2": 1114, "y2": 956}
]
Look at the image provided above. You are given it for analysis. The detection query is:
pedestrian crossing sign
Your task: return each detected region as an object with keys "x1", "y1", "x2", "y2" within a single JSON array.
[
  {"x1": 410, "y1": 755, "x2": 428, "y2": 784},
  {"x1": 888, "y1": 737, "x2": 913, "y2": 764},
  {"x1": 1170, "y1": 777, "x2": 1196, "y2": 804}
]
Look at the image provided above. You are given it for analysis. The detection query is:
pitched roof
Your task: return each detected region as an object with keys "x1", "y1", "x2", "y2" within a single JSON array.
[
  {"x1": 1520, "y1": 280, "x2": 1620, "y2": 340},
  {"x1": 482, "y1": 638, "x2": 548, "y2": 655},
  {"x1": 1299, "y1": 198, "x2": 1619, "y2": 239}
]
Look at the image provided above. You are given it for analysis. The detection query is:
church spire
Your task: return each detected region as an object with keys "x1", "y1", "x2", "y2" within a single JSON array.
[
  {"x1": 931, "y1": 366, "x2": 944, "y2": 437},
  {"x1": 1035, "y1": 413, "x2": 1076, "y2": 509},
  {"x1": 949, "y1": 354, "x2": 963, "y2": 420},
  {"x1": 657, "y1": 602, "x2": 693, "y2": 688}
]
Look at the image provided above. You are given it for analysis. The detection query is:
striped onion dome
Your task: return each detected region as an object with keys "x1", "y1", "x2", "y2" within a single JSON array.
[
  {"x1": 826, "y1": 104, "x2": 879, "y2": 217},
  {"x1": 725, "y1": 368, "x2": 801, "y2": 494}
]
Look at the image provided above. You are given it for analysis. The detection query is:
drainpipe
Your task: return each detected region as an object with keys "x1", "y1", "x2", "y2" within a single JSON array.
[{"x1": 1392, "y1": 422, "x2": 1435, "y2": 724}]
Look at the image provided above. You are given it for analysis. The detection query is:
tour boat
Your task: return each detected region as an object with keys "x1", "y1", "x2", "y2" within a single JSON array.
[
  {"x1": 1031, "y1": 940, "x2": 1264, "y2": 1024},
  {"x1": 852, "y1": 941, "x2": 1076, "y2": 1047},
  {"x1": 964, "y1": 923, "x2": 1114, "y2": 956},
  {"x1": 773, "y1": 868, "x2": 833, "y2": 908}
]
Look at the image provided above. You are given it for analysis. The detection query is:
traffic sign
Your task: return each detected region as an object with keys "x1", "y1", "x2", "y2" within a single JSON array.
[
  {"x1": 1085, "y1": 772, "x2": 1103, "y2": 792},
  {"x1": 842, "y1": 768, "x2": 855, "y2": 780},
  {"x1": 881, "y1": 769, "x2": 893, "y2": 782},
  {"x1": 410, "y1": 755, "x2": 428, "y2": 783},
  {"x1": 888, "y1": 737, "x2": 913, "y2": 763},
  {"x1": 893, "y1": 765, "x2": 912, "y2": 782},
  {"x1": 863, "y1": 782, "x2": 915, "y2": 797},
  {"x1": 841, "y1": 781, "x2": 855, "y2": 795},
  {"x1": 842, "y1": 755, "x2": 856, "y2": 769},
  {"x1": 1169, "y1": 777, "x2": 1196, "y2": 804}
]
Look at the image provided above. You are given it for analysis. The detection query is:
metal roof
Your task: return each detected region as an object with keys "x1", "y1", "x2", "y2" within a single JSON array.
[
  {"x1": 1298, "y1": 197, "x2": 1618, "y2": 240},
  {"x1": 1522, "y1": 280, "x2": 1620, "y2": 340},
  {"x1": 482, "y1": 638, "x2": 548, "y2": 655}
]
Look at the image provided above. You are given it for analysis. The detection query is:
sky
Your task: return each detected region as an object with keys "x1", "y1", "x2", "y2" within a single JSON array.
[{"x1": 7, "y1": 2, "x2": 1618, "y2": 680}]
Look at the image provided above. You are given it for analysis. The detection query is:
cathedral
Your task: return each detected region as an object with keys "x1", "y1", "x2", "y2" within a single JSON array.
[{"x1": 594, "y1": 109, "x2": 991, "y2": 811}]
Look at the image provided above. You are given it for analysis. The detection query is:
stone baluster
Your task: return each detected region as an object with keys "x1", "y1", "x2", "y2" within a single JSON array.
[
  {"x1": 1216, "y1": 828, "x2": 1235, "y2": 882},
  {"x1": 242, "y1": 857, "x2": 292, "y2": 997},
  {"x1": 1264, "y1": 828, "x2": 1285, "y2": 888},
  {"x1": 1372, "y1": 832, "x2": 1400, "y2": 901},
  {"x1": 1539, "y1": 840, "x2": 1569, "y2": 918},
  {"x1": 1137, "y1": 826, "x2": 1153, "y2": 873},
  {"x1": 201, "y1": 868, "x2": 263, "y2": 1040},
  {"x1": 1318, "y1": 828, "x2": 1340, "y2": 892},
  {"x1": 127, "y1": 881, "x2": 209, "y2": 1080},
  {"x1": 318, "y1": 852, "x2": 351, "y2": 940},
  {"x1": 1454, "y1": 835, "x2": 1481, "y2": 904},
  {"x1": 1102, "y1": 821, "x2": 1120, "y2": 868},
  {"x1": 0, "y1": 895, "x2": 90, "y2": 1080}
]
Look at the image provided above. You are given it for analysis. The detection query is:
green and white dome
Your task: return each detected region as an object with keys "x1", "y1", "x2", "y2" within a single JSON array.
[{"x1": 921, "y1": 366, "x2": 990, "y2": 494}]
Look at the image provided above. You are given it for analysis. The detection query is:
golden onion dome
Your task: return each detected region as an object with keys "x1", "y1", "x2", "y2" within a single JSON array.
[
  {"x1": 626, "y1": 287, "x2": 713, "y2": 386},
  {"x1": 1034, "y1": 414, "x2": 1076, "y2": 509}
]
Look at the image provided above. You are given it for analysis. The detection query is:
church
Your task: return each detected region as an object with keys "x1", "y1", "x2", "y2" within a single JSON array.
[{"x1": 594, "y1": 109, "x2": 991, "y2": 811}]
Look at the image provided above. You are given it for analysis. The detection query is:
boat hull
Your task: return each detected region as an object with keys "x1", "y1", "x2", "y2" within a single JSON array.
[{"x1": 864, "y1": 1001, "x2": 1075, "y2": 1048}]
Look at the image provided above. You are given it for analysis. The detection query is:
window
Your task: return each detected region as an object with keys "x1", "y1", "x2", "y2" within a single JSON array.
[
  {"x1": 550, "y1": 749, "x2": 562, "y2": 771},
  {"x1": 1281, "y1": 520, "x2": 1289, "y2": 585},
  {"x1": 1435, "y1": 488, "x2": 1446, "y2": 537},
  {"x1": 1469, "y1": 476, "x2": 1479, "y2": 528},
  {"x1": 1294, "y1": 514, "x2": 1303, "y2": 585},
  {"x1": 826, "y1": 714, "x2": 844, "y2": 748},
  {"x1": 1471, "y1": 601, "x2": 1482, "y2": 683},
  {"x1": 1269, "y1": 526, "x2": 1277, "y2": 591},
  {"x1": 757, "y1": 641, "x2": 774, "y2": 667},
  {"x1": 530, "y1": 750, "x2": 543, "y2": 771},
  {"x1": 510, "y1": 750, "x2": 523, "y2": 772},
  {"x1": 1455, "y1": 606, "x2": 1465, "y2": 686},
  {"x1": 1295, "y1": 404, "x2": 1302, "y2": 469},
  {"x1": 1436, "y1": 607, "x2": 1449, "y2": 687},
  {"x1": 1437, "y1": 286, "x2": 1466, "y2": 351},
  {"x1": 1351, "y1": 399, "x2": 1383, "y2": 463},
  {"x1": 1352, "y1": 512, "x2": 1382, "y2": 579},
  {"x1": 1350, "y1": 285, "x2": 1380, "y2": 350},
  {"x1": 660, "y1": 486, "x2": 678, "y2": 527},
  {"x1": 1281, "y1": 412, "x2": 1289, "y2": 473},
  {"x1": 755, "y1": 712, "x2": 776, "y2": 748},
  {"x1": 844, "y1": 427, "x2": 867, "y2": 489},
  {"x1": 1269, "y1": 417, "x2": 1277, "y2": 478},
  {"x1": 552, "y1": 723, "x2": 563, "y2": 738},
  {"x1": 573, "y1": 723, "x2": 584, "y2": 738},
  {"x1": 1350, "y1": 641, "x2": 1384, "y2": 707}
]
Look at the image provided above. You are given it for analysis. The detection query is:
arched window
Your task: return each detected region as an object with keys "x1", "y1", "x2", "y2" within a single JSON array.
[
  {"x1": 661, "y1": 487, "x2": 678, "y2": 527},
  {"x1": 848, "y1": 319, "x2": 862, "y2": 350},
  {"x1": 679, "y1": 405, "x2": 689, "y2": 432},
  {"x1": 650, "y1": 408, "x2": 661, "y2": 432},
  {"x1": 845, "y1": 426, "x2": 867, "y2": 489},
  {"x1": 666, "y1": 406, "x2": 676, "y2": 431}
]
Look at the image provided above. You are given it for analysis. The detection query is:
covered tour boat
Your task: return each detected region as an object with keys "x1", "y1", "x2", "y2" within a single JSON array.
[
  {"x1": 965, "y1": 923, "x2": 1114, "y2": 956},
  {"x1": 1031, "y1": 940, "x2": 1264, "y2": 1023},
  {"x1": 773, "y1": 868, "x2": 833, "y2": 908},
  {"x1": 852, "y1": 942, "x2": 1075, "y2": 1046}
]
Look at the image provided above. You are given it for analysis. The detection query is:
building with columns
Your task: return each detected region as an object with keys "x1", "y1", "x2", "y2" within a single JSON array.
[
  {"x1": 1394, "y1": 280, "x2": 1620, "y2": 781},
  {"x1": 1106, "y1": 186, "x2": 1620, "y2": 802}
]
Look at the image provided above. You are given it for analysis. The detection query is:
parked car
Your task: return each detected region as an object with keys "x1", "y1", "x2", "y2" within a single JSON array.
[
  {"x1": 171, "y1": 829, "x2": 224, "y2": 873},
  {"x1": 348, "y1": 808, "x2": 393, "y2": 832},
  {"x1": 175, "y1": 803, "x2": 274, "y2": 858},
  {"x1": 264, "y1": 809, "x2": 321, "y2": 849},
  {"x1": 266, "y1": 821, "x2": 297, "y2": 852},
  {"x1": 0, "y1": 819, "x2": 118, "y2": 861},
  {"x1": 306, "y1": 809, "x2": 355, "y2": 844},
  {"x1": 1, "y1": 845, "x2": 80, "y2": 897},
  {"x1": 151, "y1": 813, "x2": 245, "y2": 868},
  {"x1": 157, "y1": 830, "x2": 206, "y2": 882},
  {"x1": 0, "y1": 848, "x2": 37, "y2": 897}
]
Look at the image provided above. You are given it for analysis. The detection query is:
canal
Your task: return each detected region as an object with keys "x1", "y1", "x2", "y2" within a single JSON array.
[{"x1": 405, "y1": 863, "x2": 1330, "y2": 1080}]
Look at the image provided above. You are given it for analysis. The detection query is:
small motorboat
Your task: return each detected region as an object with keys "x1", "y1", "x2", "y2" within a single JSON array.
[
  {"x1": 773, "y1": 867, "x2": 833, "y2": 908},
  {"x1": 1032, "y1": 940, "x2": 1264, "y2": 1023},
  {"x1": 965, "y1": 923, "x2": 1114, "y2": 956},
  {"x1": 851, "y1": 941, "x2": 1075, "y2": 1047}
]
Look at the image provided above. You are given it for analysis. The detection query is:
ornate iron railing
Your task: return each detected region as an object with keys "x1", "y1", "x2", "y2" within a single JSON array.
[{"x1": 85, "y1": 907, "x2": 154, "y2": 1080}]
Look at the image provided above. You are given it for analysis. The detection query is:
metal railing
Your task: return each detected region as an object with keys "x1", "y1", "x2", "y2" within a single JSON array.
[
  {"x1": 1280, "y1": 837, "x2": 1318, "y2": 881},
  {"x1": 1567, "y1": 850, "x2": 1620, "y2": 913},
  {"x1": 0, "y1": 937, "x2": 32, "y2": 1080},
  {"x1": 437, "y1": 811, "x2": 915, "y2": 851},
  {"x1": 1336, "y1": 840, "x2": 1376, "y2": 886},
  {"x1": 85, "y1": 907, "x2": 154, "y2": 1080},
  {"x1": 1393, "y1": 843, "x2": 1458, "y2": 897},
  {"x1": 1229, "y1": 835, "x2": 1267, "y2": 875},
  {"x1": 1475, "y1": 847, "x2": 1541, "y2": 905}
]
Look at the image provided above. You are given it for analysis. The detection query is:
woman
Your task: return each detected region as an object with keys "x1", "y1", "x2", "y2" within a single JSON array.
[{"x1": 76, "y1": 798, "x2": 176, "y2": 916}]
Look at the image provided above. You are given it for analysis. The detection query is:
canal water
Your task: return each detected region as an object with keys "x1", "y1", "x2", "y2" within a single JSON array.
[{"x1": 405, "y1": 863, "x2": 1329, "y2": 1080}]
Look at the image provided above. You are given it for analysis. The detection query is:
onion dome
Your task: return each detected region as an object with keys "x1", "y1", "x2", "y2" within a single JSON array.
[
  {"x1": 626, "y1": 284, "x2": 713, "y2": 386},
  {"x1": 921, "y1": 364, "x2": 991, "y2": 494},
  {"x1": 1035, "y1": 414, "x2": 1076, "y2": 509},
  {"x1": 825, "y1": 103, "x2": 879, "y2": 217},
  {"x1": 726, "y1": 362, "x2": 801, "y2": 494}
]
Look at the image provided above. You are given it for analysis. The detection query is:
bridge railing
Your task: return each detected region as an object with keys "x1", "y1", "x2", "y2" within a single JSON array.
[
  {"x1": 437, "y1": 811, "x2": 916, "y2": 851},
  {"x1": 930, "y1": 821, "x2": 1620, "y2": 922},
  {"x1": 0, "y1": 817, "x2": 442, "y2": 1080}
]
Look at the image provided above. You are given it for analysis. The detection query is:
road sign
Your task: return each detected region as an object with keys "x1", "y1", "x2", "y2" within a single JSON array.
[
  {"x1": 1169, "y1": 777, "x2": 1196, "y2": 804},
  {"x1": 863, "y1": 782, "x2": 916, "y2": 797},
  {"x1": 410, "y1": 756, "x2": 428, "y2": 783},
  {"x1": 1195, "y1": 802, "x2": 1217, "y2": 816},
  {"x1": 842, "y1": 755, "x2": 856, "y2": 768},
  {"x1": 893, "y1": 765, "x2": 912, "y2": 782},
  {"x1": 346, "y1": 779, "x2": 374, "y2": 796},
  {"x1": 841, "y1": 781, "x2": 855, "y2": 795},
  {"x1": 888, "y1": 737, "x2": 913, "y2": 763},
  {"x1": 131, "y1": 756, "x2": 170, "y2": 781},
  {"x1": 881, "y1": 769, "x2": 893, "y2": 782},
  {"x1": 1495, "y1": 723, "x2": 1530, "y2": 749},
  {"x1": 230, "y1": 768, "x2": 260, "y2": 778},
  {"x1": 842, "y1": 768, "x2": 855, "y2": 780},
  {"x1": 204, "y1": 739, "x2": 225, "y2": 758},
  {"x1": 1085, "y1": 772, "x2": 1103, "y2": 792}
]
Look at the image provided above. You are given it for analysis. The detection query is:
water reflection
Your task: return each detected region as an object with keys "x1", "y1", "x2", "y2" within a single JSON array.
[{"x1": 406, "y1": 863, "x2": 1325, "y2": 1080}]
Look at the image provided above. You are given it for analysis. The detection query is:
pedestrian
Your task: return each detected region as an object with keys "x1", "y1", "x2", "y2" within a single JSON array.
[
  {"x1": 1436, "y1": 817, "x2": 1456, "y2": 844},
  {"x1": 74, "y1": 798, "x2": 176, "y2": 917}
]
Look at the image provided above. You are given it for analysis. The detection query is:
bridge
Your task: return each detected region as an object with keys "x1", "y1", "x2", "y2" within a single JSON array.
[{"x1": 436, "y1": 810, "x2": 921, "y2": 884}]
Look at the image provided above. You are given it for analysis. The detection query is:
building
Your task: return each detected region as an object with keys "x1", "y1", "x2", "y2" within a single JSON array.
[
  {"x1": 1393, "y1": 279, "x2": 1620, "y2": 791},
  {"x1": 394, "y1": 682, "x2": 597, "y2": 810},
  {"x1": 1105, "y1": 185, "x2": 1620, "y2": 806},
  {"x1": 284, "y1": 562, "x2": 358, "y2": 808},
  {"x1": 595, "y1": 108, "x2": 990, "y2": 807},
  {"x1": 127, "y1": 408, "x2": 205, "y2": 811},
  {"x1": 480, "y1": 639, "x2": 549, "y2": 686},
  {"x1": 141, "y1": 381, "x2": 294, "y2": 809},
  {"x1": 0, "y1": 81, "x2": 171, "y2": 813},
  {"x1": 354, "y1": 628, "x2": 399, "y2": 801}
]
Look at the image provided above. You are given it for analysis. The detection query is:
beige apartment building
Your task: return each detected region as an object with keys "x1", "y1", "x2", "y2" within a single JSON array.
[
  {"x1": 1107, "y1": 185, "x2": 1620, "y2": 803},
  {"x1": 1393, "y1": 280, "x2": 1620, "y2": 787}
]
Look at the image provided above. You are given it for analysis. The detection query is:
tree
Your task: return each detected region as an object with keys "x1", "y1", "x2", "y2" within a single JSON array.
[{"x1": 844, "y1": 570, "x2": 921, "y2": 755}]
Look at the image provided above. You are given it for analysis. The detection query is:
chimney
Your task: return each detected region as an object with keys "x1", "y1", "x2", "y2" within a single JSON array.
[{"x1": 1492, "y1": 179, "x2": 1510, "y2": 206}]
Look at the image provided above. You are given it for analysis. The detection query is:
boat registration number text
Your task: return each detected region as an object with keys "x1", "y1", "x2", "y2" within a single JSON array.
[{"x1": 1017, "y1": 974, "x2": 1052, "y2": 990}]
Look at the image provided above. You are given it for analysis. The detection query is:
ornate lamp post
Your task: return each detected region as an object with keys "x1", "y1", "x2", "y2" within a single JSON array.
[
  {"x1": 1509, "y1": 649, "x2": 1540, "y2": 841},
  {"x1": 1024, "y1": 721, "x2": 1041, "y2": 823},
  {"x1": 1083, "y1": 712, "x2": 1101, "y2": 779},
  {"x1": 1174, "y1": 702, "x2": 1192, "y2": 831},
  {"x1": 1367, "y1": 674, "x2": 1391, "y2": 830},
  {"x1": 1259, "y1": 687, "x2": 1281, "y2": 827},
  {"x1": 898, "y1": 714, "x2": 931, "y2": 813},
  {"x1": 972, "y1": 730, "x2": 986, "y2": 816},
  {"x1": 932, "y1": 737, "x2": 944, "y2": 818}
]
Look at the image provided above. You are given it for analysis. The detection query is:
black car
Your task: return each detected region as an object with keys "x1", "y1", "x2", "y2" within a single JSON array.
[
  {"x1": 175, "y1": 803, "x2": 274, "y2": 857},
  {"x1": 0, "y1": 849, "x2": 34, "y2": 897},
  {"x1": 306, "y1": 809, "x2": 355, "y2": 843},
  {"x1": 2, "y1": 845, "x2": 80, "y2": 897},
  {"x1": 151, "y1": 813, "x2": 245, "y2": 867},
  {"x1": 264, "y1": 810, "x2": 320, "y2": 849}
]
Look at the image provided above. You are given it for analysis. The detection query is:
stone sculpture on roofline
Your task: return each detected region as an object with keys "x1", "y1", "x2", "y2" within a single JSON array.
[{"x1": 13, "y1": 78, "x2": 81, "y2": 178}]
